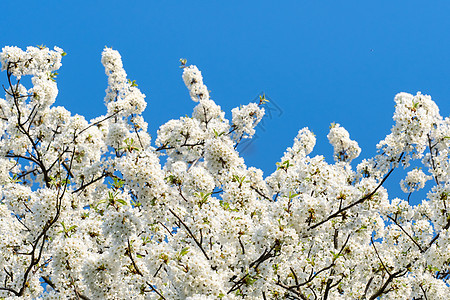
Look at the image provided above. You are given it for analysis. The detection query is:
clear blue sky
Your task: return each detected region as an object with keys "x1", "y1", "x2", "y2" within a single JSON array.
[{"x1": 2, "y1": 1, "x2": 450, "y2": 203}]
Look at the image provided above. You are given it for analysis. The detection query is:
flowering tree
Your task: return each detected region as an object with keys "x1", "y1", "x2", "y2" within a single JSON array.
[{"x1": 0, "y1": 46, "x2": 449, "y2": 300}]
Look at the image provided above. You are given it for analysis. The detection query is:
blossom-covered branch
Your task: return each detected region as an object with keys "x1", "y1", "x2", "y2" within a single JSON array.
[{"x1": 0, "y1": 46, "x2": 449, "y2": 299}]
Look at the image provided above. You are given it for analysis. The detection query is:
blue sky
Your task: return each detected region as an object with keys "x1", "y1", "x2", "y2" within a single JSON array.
[{"x1": 2, "y1": 1, "x2": 450, "y2": 204}]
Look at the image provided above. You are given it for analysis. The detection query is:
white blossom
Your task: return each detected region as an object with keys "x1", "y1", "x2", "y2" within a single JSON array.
[
  {"x1": 400, "y1": 168, "x2": 432, "y2": 193},
  {"x1": 327, "y1": 123, "x2": 361, "y2": 163},
  {"x1": 0, "y1": 46, "x2": 449, "y2": 299}
]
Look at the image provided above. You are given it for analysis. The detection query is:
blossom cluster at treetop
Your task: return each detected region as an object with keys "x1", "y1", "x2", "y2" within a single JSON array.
[{"x1": 0, "y1": 46, "x2": 449, "y2": 299}]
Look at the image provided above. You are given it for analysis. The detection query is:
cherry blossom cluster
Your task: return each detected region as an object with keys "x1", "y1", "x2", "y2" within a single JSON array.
[{"x1": 0, "y1": 46, "x2": 449, "y2": 300}]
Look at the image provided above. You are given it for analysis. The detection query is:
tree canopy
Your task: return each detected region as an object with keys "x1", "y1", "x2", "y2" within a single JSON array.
[{"x1": 0, "y1": 46, "x2": 449, "y2": 299}]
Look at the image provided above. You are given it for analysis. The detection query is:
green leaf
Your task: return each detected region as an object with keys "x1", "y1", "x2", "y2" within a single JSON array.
[
  {"x1": 180, "y1": 247, "x2": 190, "y2": 257},
  {"x1": 128, "y1": 79, "x2": 138, "y2": 87},
  {"x1": 179, "y1": 58, "x2": 187, "y2": 68},
  {"x1": 276, "y1": 160, "x2": 290, "y2": 170},
  {"x1": 288, "y1": 191, "x2": 299, "y2": 200},
  {"x1": 131, "y1": 198, "x2": 141, "y2": 207},
  {"x1": 258, "y1": 93, "x2": 269, "y2": 105},
  {"x1": 95, "y1": 199, "x2": 107, "y2": 208},
  {"x1": 111, "y1": 177, "x2": 125, "y2": 189},
  {"x1": 116, "y1": 198, "x2": 128, "y2": 206},
  {"x1": 119, "y1": 138, "x2": 140, "y2": 153},
  {"x1": 9, "y1": 174, "x2": 22, "y2": 183}
]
